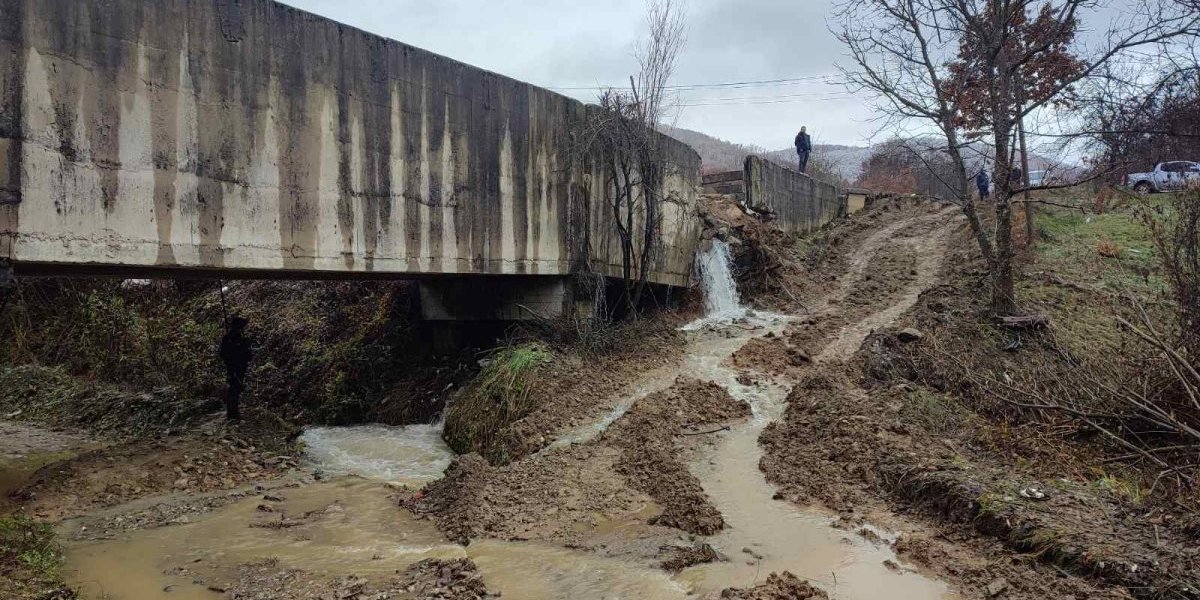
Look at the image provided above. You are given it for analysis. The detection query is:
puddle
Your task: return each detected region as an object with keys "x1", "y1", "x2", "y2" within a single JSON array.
[
  {"x1": 64, "y1": 479, "x2": 464, "y2": 600},
  {"x1": 64, "y1": 476, "x2": 688, "y2": 600},
  {"x1": 0, "y1": 421, "x2": 97, "y2": 511},
  {"x1": 65, "y1": 425, "x2": 687, "y2": 600}
]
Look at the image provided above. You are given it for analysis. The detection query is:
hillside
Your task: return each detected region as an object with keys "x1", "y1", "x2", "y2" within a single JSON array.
[{"x1": 661, "y1": 126, "x2": 872, "y2": 182}]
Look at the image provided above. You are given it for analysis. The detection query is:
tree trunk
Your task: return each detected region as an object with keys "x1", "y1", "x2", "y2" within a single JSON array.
[
  {"x1": 1018, "y1": 113, "x2": 1034, "y2": 248},
  {"x1": 945, "y1": 129, "x2": 997, "y2": 268},
  {"x1": 989, "y1": 53, "x2": 1019, "y2": 316}
]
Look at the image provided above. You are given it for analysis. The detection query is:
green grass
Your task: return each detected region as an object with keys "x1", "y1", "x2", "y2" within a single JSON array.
[
  {"x1": 1092, "y1": 471, "x2": 1148, "y2": 505},
  {"x1": 442, "y1": 343, "x2": 553, "y2": 462},
  {"x1": 1020, "y1": 195, "x2": 1176, "y2": 353},
  {"x1": 1036, "y1": 207, "x2": 1157, "y2": 275},
  {"x1": 0, "y1": 515, "x2": 74, "y2": 599}
]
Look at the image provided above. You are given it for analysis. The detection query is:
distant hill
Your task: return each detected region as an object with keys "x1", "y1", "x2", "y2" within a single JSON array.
[
  {"x1": 660, "y1": 125, "x2": 1075, "y2": 190},
  {"x1": 661, "y1": 126, "x2": 872, "y2": 182}
]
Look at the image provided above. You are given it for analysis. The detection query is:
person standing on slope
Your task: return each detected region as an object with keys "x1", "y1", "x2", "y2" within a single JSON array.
[
  {"x1": 794, "y1": 126, "x2": 812, "y2": 174},
  {"x1": 219, "y1": 316, "x2": 254, "y2": 422}
]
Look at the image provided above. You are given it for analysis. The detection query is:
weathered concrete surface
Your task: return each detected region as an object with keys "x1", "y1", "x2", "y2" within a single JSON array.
[
  {"x1": 0, "y1": 0, "x2": 700, "y2": 288},
  {"x1": 844, "y1": 189, "x2": 870, "y2": 215},
  {"x1": 744, "y1": 156, "x2": 841, "y2": 235},
  {"x1": 700, "y1": 171, "x2": 745, "y2": 204}
]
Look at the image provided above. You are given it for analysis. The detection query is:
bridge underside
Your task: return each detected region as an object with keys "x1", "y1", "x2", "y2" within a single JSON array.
[{"x1": 6, "y1": 259, "x2": 588, "y2": 322}]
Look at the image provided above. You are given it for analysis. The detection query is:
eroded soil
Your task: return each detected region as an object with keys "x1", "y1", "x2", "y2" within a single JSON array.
[{"x1": 4, "y1": 198, "x2": 1168, "y2": 600}]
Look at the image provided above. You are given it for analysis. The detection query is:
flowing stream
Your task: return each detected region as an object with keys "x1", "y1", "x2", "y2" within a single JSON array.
[{"x1": 62, "y1": 224, "x2": 957, "y2": 599}]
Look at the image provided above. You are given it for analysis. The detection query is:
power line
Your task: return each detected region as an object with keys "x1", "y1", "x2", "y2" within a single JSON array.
[
  {"x1": 548, "y1": 75, "x2": 837, "y2": 92},
  {"x1": 675, "y1": 91, "x2": 852, "y2": 103},
  {"x1": 679, "y1": 95, "x2": 856, "y2": 107}
]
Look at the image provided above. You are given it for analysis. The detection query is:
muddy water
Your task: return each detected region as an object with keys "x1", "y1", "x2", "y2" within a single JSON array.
[
  {"x1": 62, "y1": 210, "x2": 962, "y2": 599},
  {"x1": 300, "y1": 424, "x2": 454, "y2": 485},
  {"x1": 64, "y1": 427, "x2": 689, "y2": 600},
  {"x1": 662, "y1": 318, "x2": 955, "y2": 600}
]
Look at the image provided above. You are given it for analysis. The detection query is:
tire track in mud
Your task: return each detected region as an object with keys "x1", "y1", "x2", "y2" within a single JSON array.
[
  {"x1": 815, "y1": 207, "x2": 961, "y2": 363},
  {"x1": 404, "y1": 203, "x2": 967, "y2": 599},
  {"x1": 676, "y1": 207, "x2": 965, "y2": 599}
]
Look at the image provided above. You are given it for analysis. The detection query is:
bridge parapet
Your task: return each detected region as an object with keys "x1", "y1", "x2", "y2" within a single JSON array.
[{"x1": 0, "y1": 0, "x2": 700, "y2": 296}]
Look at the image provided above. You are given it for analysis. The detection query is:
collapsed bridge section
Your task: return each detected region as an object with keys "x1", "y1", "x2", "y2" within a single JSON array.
[
  {"x1": 703, "y1": 156, "x2": 843, "y2": 235},
  {"x1": 0, "y1": 0, "x2": 701, "y2": 319}
]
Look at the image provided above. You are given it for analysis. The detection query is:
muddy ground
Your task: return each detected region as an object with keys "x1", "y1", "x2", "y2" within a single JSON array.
[{"x1": 3, "y1": 196, "x2": 1189, "y2": 600}]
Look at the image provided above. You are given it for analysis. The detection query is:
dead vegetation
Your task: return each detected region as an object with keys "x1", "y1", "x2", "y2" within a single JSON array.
[{"x1": 0, "y1": 280, "x2": 475, "y2": 428}]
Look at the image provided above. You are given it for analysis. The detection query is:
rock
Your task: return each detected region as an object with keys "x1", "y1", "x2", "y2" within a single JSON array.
[
  {"x1": 173, "y1": 478, "x2": 190, "y2": 490},
  {"x1": 787, "y1": 348, "x2": 812, "y2": 366},
  {"x1": 897, "y1": 328, "x2": 924, "y2": 342},
  {"x1": 986, "y1": 578, "x2": 1009, "y2": 597}
]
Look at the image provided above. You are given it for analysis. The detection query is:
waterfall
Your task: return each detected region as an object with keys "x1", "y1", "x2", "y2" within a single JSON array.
[{"x1": 696, "y1": 239, "x2": 744, "y2": 319}]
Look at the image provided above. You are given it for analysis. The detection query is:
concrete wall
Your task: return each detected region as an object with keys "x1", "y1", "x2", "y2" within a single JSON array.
[
  {"x1": 845, "y1": 190, "x2": 869, "y2": 215},
  {"x1": 744, "y1": 156, "x2": 840, "y2": 235},
  {"x1": 0, "y1": 0, "x2": 700, "y2": 287}
]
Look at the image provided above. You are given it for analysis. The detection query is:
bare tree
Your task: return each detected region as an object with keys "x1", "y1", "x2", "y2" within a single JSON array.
[
  {"x1": 836, "y1": 0, "x2": 1200, "y2": 315},
  {"x1": 570, "y1": 0, "x2": 687, "y2": 317}
]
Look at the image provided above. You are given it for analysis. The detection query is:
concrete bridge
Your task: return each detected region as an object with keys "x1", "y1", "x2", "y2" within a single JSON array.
[{"x1": 0, "y1": 0, "x2": 701, "y2": 319}]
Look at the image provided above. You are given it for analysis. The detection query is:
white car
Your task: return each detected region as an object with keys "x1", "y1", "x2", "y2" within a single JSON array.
[{"x1": 1125, "y1": 161, "x2": 1200, "y2": 194}]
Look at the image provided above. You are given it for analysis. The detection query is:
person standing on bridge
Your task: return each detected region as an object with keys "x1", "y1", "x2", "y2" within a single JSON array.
[
  {"x1": 794, "y1": 126, "x2": 812, "y2": 174},
  {"x1": 219, "y1": 316, "x2": 254, "y2": 422}
]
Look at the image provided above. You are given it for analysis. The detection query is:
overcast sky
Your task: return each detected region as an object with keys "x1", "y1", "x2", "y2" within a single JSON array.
[
  {"x1": 279, "y1": 0, "x2": 869, "y2": 151},
  {"x1": 277, "y1": 0, "x2": 1153, "y2": 154}
]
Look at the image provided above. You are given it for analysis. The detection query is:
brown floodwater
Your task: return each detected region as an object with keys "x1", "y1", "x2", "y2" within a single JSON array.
[
  {"x1": 62, "y1": 230, "x2": 960, "y2": 600},
  {"x1": 64, "y1": 478, "x2": 689, "y2": 600}
]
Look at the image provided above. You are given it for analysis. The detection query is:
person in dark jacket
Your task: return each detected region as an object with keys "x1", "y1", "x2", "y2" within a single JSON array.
[
  {"x1": 219, "y1": 316, "x2": 253, "y2": 422},
  {"x1": 794, "y1": 126, "x2": 812, "y2": 173},
  {"x1": 975, "y1": 169, "x2": 991, "y2": 201},
  {"x1": 0, "y1": 260, "x2": 14, "y2": 314}
]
